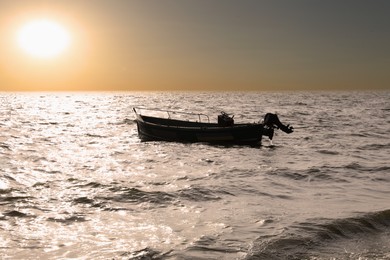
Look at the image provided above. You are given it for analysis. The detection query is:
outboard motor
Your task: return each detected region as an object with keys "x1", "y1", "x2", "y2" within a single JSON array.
[
  {"x1": 263, "y1": 113, "x2": 294, "y2": 135},
  {"x1": 218, "y1": 112, "x2": 234, "y2": 126}
]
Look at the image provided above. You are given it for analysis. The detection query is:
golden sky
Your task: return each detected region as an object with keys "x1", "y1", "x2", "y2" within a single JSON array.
[{"x1": 1, "y1": 0, "x2": 389, "y2": 91}]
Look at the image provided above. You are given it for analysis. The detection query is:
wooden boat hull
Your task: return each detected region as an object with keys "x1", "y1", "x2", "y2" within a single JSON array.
[{"x1": 135, "y1": 114, "x2": 267, "y2": 145}]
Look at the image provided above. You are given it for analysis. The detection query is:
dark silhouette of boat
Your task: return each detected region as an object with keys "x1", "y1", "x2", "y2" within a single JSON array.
[{"x1": 133, "y1": 107, "x2": 293, "y2": 146}]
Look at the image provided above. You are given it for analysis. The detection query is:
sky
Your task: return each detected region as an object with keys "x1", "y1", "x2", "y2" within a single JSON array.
[{"x1": 0, "y1": 0, "x2": 389, "y2": 91}]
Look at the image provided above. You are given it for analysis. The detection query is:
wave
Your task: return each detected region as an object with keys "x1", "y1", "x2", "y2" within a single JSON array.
[
  {"x1": 344, "y1": 163, "x2": 390, "y2": 174},
  {"x1": 120, "y1": 247, "x2": 171, "y2": 260},
  {"x1": 177, "y1": 185, "x2": 233, "y2": 202},
  {"x1": 0, "y1": 142, "x2": 11, "y2": 150},
  {"x1": 2, "y1": 210, "x2": 31, "y2": 218},
  {"x1": 124, "y1": 118, "x2": 136, "y2": 125},
  {"x1": 266, "y1": 167, "x2": 348, "y2": 183},
  {"x1": 69, "y1": 183, "x2": 233, "y2": 212},
  {"x1": 75, "y1": 187, "x2": 177, "y2": 211},
  {"x1": 0, "y1": 192, "x2": 33, "y2": 205},
  {"x1": 358, "y1": 142, "x2": 390, "y2": 150},
  {"x1": 47, "y1": 214, "x2": 88, "y2": 224},
  {"x1": 266, "y1": 163, "x2": 390, "y2": 185},
  {"x1": 247, "y1": 209, "x2": 390, "y2": 260},
  {"x1": 85, "y1": 133, "x2": 107, "y2": 138}
]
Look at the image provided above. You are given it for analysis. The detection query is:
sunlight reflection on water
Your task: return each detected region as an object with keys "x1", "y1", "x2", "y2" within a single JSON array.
[{"x1": 0, "y1": 92, "x2": 389, "y2": 259}]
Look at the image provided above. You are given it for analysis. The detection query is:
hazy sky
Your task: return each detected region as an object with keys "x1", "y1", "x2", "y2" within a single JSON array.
[{"x1": 1, "y1": 0, "x2": 389, "y2": 91}]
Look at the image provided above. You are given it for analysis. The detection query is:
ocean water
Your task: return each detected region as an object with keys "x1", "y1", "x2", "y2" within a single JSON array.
[{"x1": 0, "y1": 91, "x2": 389, "y2": 260}]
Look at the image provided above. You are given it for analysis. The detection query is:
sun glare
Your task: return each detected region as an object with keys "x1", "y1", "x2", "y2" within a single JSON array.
[{"x1": 17, "y1": 19, "x2": 71, "y2": 59}]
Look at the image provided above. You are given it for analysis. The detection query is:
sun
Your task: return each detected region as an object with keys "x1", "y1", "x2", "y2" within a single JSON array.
[{"x1": 17, "y1": 19, "x2": 71, "y2": 59}]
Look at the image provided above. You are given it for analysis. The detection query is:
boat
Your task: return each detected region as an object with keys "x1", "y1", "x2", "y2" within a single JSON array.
[{"x1": 133, "y1": 107, "x2": 293, "y2": 146}]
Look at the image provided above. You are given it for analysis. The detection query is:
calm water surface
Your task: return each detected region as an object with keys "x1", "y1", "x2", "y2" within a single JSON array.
[{"x1": 0, "y1": 91, "x2": 389, "y2": 259}]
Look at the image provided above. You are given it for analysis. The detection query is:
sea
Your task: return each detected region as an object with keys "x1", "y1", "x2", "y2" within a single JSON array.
[{"x1": 0, "y1": 91, "x2": 389, "y2": 260}]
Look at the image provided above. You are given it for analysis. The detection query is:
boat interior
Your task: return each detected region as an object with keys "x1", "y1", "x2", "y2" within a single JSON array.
[{"x1": 140, "y1": 115, "x2": 220, "y2": 127}]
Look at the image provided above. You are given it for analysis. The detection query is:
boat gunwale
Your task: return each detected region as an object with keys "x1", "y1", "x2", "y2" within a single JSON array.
[{"x1": 137, "y1": 114, "x2": 261, "y2": 130}]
